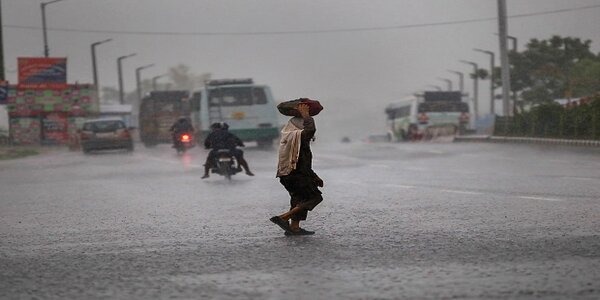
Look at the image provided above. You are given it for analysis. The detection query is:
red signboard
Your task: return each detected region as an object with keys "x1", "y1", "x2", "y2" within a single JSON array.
[{"x1": 18, "y1": 57, "x2": 67, "y2": 89}]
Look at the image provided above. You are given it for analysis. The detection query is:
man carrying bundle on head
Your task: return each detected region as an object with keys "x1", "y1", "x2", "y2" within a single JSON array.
[{"x1": 270, "y1": 98, "x2": 324, "y2": 236}]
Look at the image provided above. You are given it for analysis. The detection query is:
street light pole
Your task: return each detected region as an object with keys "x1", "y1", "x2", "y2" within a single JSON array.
[
  {"x1": 152, "y1": 74, "x2": 168, "y2": 91},
  {"x1": 474, "y1": 48, "x2": 496, "y2": 115},
  {"x1": 117, "y1": 53, "x2": 136, "y2": 105},
  {"x1": 507, "y1": 35, "x2": 517, "y2": 53},
  {"x1": 460, "y1": 60, "x2": 479, "y2": 121},
  {"x1": 427, "y1": 85, "x2": 442, "y2": 91},
  {"x1": 135, "y1": 64, "x2": 154, "y2": 102},
  {"x1": 448, "y1": 70, "x2": 464, "y2": 94},
  {"x1": 41, "y1": 0, "x2": 65, "y2": 57},
  {"x1": 437, "y1": 78, "x2": 452, "y2": 91},
  {"x1": 91, "y1": 38, "x2": 112, "y2": 100}
]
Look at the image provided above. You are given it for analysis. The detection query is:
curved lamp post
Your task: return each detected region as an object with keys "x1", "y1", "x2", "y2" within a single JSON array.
[
  {"x1": 41, "y1": 0, "x2": 65, "y2": 57},
  {"x1": 91, "y1": 38, "x2": 112, "y2": 97},
  {"x1": 460, "y1": 60, "x2": 479, "y2": 121},
  {"x1": 135, "y1": 64, "x2": 154, "y2": 101},
  {"x1": 427, "y1": 85, "x2": 442, "y2": 91},
  {"x1": 437, "y1": 78, "x2": 453, "y2": 91},
  {"x1": 447, "y1": 70, "x2": 464, "y2": 94},
  {"x1": 117, "y1": 53, "x2": 136, "y2": 104},
  {"x1": 152, "y1": 74, "x2": 168, "y2": 91},
  {"x1": 474, "y1": 48, "x2": 496, "y2": 115}
]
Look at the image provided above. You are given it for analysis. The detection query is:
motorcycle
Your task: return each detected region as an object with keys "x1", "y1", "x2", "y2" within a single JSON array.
[
  {"x1": 174, "y1": 132, "x2": 194, "y2": 154},
  {"x1": 211, "y1": 149, "x2": 241, "y2": 180}
]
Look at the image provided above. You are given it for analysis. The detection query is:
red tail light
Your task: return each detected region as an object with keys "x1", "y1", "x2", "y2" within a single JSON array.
[
  {"x1": 181, "y1": 134, "x2": 190, "y2": 142},
  {"x1": 80, "y1": 132, "x2": 92, "y2": 140},
  {"x1": 119, "y1": 129, "x2": 131, "y2": 139},
  {"x1": 418, "y1": 113, "x2": 429, "y2": 124}
]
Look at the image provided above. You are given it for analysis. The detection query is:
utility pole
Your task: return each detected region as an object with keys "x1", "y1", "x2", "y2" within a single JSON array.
[
  {"x1": 0, "y1": 0, "x2": 4, "y2": 81},
  {"x1": 497, "y1": 0, "x2": 512, "y2": 117}
]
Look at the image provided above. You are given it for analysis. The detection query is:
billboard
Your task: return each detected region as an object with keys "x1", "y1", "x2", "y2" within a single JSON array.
[{"x1": 18, "y1": 57, "x2": 67, "y2": 89}]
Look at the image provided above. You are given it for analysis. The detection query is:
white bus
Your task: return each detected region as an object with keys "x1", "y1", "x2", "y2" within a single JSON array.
[
  {"x1": 386, "y1": 92, "x2": 470, "y2": 141},
  {"x1": 190, "y1": 79, "x2": 280, "y2": 148}
]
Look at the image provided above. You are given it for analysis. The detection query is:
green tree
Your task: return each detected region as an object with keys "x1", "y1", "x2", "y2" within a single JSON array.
[
  {"x1": 494, "y1": 36, "x2": 599, "y2": 106},
  {"x1": 168, "y1": 64, "x2": 211, "y2": 91}
]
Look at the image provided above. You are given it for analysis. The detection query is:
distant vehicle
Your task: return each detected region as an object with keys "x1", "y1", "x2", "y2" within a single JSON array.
[
  {"x1": 139, "y1": 91, "x2": 190, "y2": 147},
  {"x1": 173, "y1": 132, "x2": 194, "y2": 154},
  {"x1": 385, "y1": 97, "x2": 419, "y2": 141},
  {"x1": 79, "y1": 118, "x2": 134, "y2": 153},
  {"x1": 386, "y1": 91, "x2": 470, "y2": 141},
  {"x1": 190, "y1": 79, "x2": 280, "y2": 148}
]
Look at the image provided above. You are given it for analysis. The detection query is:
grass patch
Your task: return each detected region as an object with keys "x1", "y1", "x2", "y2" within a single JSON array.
[{"x1": 0, "y1": 147, "x2": 40, "y2": 160}]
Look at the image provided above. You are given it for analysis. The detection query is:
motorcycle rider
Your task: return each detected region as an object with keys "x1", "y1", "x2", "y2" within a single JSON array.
[
  {"x1": 201, "y1": 122, "x2": 254, "y2": 179},
  {"x1": 169, "y1": 116, "x2": 195, "y2": 148}
]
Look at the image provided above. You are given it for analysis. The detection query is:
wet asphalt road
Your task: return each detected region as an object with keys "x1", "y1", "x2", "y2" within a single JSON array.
[{"x1": 1, "y1": 141, "x2": 599, "y2": 299}]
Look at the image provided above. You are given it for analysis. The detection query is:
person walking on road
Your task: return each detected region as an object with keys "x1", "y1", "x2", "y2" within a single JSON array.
[{"x1": 270, "y1": 104, "x2": 323, "y2": 236}]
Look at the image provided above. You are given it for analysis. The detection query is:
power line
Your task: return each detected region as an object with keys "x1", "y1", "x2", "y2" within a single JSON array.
[{"x1": 4, "y1": 4, "x2": 600, "y2": 37}]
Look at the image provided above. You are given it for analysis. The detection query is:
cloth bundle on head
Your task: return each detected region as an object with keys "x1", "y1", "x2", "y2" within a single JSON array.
[
  {"x1": 277, "y1": 98, "x2": 323, "y2": 117},
  {"x1": 277, "y1": 117, "x2": 304, "y2": 177}
]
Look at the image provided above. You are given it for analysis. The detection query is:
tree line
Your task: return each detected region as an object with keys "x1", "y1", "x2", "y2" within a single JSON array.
[{"x1": 491, "y1": 36, "x2": 600, "y2": 139}]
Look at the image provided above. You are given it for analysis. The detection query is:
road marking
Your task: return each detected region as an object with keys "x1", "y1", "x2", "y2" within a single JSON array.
[
  {"x1": 441, "y1": 189, "x2": 483, "y2": 195},
  {"x1": 369, "y1": 164, "x2": 392, "y2": 169},
  {"x1": 563, "y1": 176, "x2": 597, "y2": 181},
  {"x1": 383, "y1": 183, "x2": 415, "y2": 189},
  {"x1": 427, "y1": 150, "x2": 445, "y2": 154},
  {"x1": 518, "y1": 196, "x2": 562, "y2": 202}
]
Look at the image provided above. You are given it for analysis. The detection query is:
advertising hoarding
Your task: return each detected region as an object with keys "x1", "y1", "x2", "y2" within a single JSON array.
[{"x1": 18, "y1": 57, "x2": 67, "y2": 89}]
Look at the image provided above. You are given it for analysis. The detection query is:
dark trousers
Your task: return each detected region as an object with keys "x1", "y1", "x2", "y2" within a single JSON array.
[{"x1": 279, "y1": 173, "x2": 323, "y2": 221}]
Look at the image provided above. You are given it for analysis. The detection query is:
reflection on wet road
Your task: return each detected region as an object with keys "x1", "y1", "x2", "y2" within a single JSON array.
[{"x1": 1, "y1": 142, "x2": 599, "y2": 299}]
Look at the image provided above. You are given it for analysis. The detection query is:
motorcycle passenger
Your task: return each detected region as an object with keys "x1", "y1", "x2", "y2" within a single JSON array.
[
  {"x1": 201, "y1": 122, "x2": 254, "y2": 179},
  {"x1": 169, "y1": 116, "x2": 195, "y2": 147}
]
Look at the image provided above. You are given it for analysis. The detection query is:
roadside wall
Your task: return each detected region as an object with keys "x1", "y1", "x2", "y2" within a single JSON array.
[{"x1": 5, "y1": 84, "x2": 99, "y2": 145}]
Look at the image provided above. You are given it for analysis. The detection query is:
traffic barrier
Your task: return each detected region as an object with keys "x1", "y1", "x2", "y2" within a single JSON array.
[{"x1": 454, "y1": 135, "x2": 600, "y2": 147}]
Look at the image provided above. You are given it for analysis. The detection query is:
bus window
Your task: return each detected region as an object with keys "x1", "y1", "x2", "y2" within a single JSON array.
[
  {"x1": 156, "y1": 99, "x2": 181, "y2": 112},
  {"x1": 252, "y1": 88, "x2": 267, "y2": 104},
  {"x1": 209, "y1": 87, "x2": 253, "y2": 106}
]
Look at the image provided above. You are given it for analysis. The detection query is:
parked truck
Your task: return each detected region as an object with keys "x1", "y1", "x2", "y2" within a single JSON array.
[{"x1": 139, "y1": 90, "x2": 191, "y2": 147}]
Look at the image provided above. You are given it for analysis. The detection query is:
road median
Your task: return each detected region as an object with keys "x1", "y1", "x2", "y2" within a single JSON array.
[{"x1": 454, "y1": 135, "x2": 600, "y2": 147}]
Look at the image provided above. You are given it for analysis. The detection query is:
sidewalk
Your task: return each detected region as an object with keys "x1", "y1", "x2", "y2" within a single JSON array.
[
  {"x1": 454, "y1": 135, "x2": 600, "y2": 147},
  {"x1": 0, "y1": 145, "x2": 69, "y2": 160}
]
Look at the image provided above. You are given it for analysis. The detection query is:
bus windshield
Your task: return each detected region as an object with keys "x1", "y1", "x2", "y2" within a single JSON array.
[
  {"x1": 208, "y1": 87, "x2": 267, "y2": 107},
  {"x1": 154, "y1": 99, "x2": 182, "y2": 112},
  {"x1": 418, "y1": 102, "x2": 468, "y2": 113}
]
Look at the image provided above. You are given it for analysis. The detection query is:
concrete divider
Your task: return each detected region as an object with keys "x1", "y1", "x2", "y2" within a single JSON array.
[{"x1": 454, "y1": 135, "x2": 600, "y2": 147}]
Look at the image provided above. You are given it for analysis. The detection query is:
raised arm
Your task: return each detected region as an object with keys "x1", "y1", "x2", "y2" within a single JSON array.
[{"x1": 297, "y1": 104, "x2": 316, "y2": 141}]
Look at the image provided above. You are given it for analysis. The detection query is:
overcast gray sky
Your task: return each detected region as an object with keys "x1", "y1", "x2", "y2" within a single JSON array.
[{"x1": 3, "y1": 0, "x2": 600, "y2": 139}]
